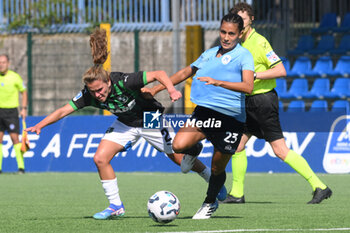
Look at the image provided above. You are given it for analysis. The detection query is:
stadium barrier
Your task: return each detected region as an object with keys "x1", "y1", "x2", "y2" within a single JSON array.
[{"x1": 1, "y1": 113, "x2": 349, "y2": 174}]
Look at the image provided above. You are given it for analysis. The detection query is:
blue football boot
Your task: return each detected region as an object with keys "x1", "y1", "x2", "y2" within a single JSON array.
[{"x1": 93, "y1": 203, "x2": 125, "y2": 220}]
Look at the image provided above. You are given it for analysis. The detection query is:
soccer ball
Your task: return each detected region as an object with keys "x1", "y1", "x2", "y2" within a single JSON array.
[{"x1": 147, "y1": 190, "x2": 180, "y2": 223}]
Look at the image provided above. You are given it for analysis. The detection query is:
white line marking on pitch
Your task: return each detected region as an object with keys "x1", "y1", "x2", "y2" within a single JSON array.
[{"x1": 163, "y1": 228, "x2": 350, "y2": 233}]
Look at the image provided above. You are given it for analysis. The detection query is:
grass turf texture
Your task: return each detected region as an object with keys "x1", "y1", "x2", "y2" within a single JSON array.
[{"x1": 0, "y1": 172, "x2": 349, "y2": 233}]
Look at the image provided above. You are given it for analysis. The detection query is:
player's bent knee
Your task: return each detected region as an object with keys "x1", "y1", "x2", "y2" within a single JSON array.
[
  {"x1": 271, "y1": 147, "x2": 289, "y2": 160},
  {"x1": 211, "y1": 166, "x2": 225, "y2": 176},
  {"x1": 211, "y1": 169, "x2": 225, "y2": 176},
  {"x1": 172, "y1": 142, "x2": 185, "y2": 154},
  {"x1": 93, "y1": 154, "x2": 109, "y2": 167}
]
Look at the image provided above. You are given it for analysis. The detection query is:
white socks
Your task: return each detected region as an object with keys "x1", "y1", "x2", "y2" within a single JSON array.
[
  {"x1": 101, "y1": 168, "x2": 210, "y2": 207},
  {"x1": 199, "y1": 166, "x2": 211, "y2": 183},
  {"x1": 101, "y1": 178, "x2": 122, "y2": 206}
]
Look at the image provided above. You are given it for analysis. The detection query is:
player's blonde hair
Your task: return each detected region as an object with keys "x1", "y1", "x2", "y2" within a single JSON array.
[{"x1": 82, "y1": 28, "x2": 110, "y2": 85}]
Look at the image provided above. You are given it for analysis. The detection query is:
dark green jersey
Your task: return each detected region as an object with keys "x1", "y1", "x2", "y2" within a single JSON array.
[{"x1": 69, "y1": 71, "x2": 164, "y2": 127}]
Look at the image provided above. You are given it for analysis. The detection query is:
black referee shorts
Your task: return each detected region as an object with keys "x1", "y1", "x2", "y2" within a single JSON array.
[
  {"x1": 244, "y1": 89, "x2": 284, "y2": 142},
  {"x1": 0, "y1": 108, "x2": 20, "y2": 134},
  {"x1": 191, "y1": 106, "x2": 244, "y2": 154}
]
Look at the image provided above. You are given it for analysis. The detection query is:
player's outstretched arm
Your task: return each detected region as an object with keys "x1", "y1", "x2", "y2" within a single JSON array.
[
  {"x1": 145, "y1": 70, "x2": 182, "y2": 102},
  {"x1": 26, "y1": 103, "x2": 75, "y2": 135},
  {"x1": 142, "y1": 66, "x2": 197, "y2": 97}
]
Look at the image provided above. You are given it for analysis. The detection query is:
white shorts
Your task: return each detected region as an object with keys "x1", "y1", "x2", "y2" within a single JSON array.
[{"x1": 102, "y1": 119, "x2": 175, "y2": 154}]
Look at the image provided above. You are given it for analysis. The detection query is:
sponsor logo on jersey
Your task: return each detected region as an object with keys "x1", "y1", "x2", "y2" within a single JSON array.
[
  {"x1": 116, "y1": 95, "x2": 129, "y2": 103},
  {"x1": 221, "y1": 54, "x2": 232, "y2": 65},
  {"x1": 266, "y1": 51, "x2": 279, "y2": 63},
  {"x1": 109, "y1": 99, "x2": 136, "y2": 113},
  {"x1": 73, "y1": 91, "x2": 83, "y2": 101},
  {"x1": 123, "y1": 75, "x2": 129, "y2": 83}
]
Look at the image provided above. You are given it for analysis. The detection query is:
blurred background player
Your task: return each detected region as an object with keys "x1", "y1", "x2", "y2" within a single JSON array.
[
  {"x1": 0, "y1": 54, "x2": 27, "y2": 174},
  {"x1": 221, "y1": 2, "x2": 332, "y2": 205},
  {"x1": 26, "y1": 28, "x2": 215, "y2": 220}
]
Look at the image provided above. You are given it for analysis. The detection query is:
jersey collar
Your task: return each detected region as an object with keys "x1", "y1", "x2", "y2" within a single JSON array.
[
  {"x1": 217, "y1": 43, "x2": 241, "y2": 56},
  {"x1": 243, "y1": 28, "x2": 256, "y2": 43}
]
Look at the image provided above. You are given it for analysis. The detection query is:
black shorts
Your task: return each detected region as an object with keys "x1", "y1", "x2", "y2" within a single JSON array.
[
  {"x1": 191, "y1": 106, "x2": 244, "y2": 154},
  {"x1": 0, "y1": 108, "x2": 20, "y2": 134},
  {"x1": 245, "y1": 89, "x2": 284, "y2": 142}
]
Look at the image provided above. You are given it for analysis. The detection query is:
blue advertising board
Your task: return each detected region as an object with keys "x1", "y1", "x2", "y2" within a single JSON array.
[{"x1": 1, "y1": 113, "x2": 349, "y2": 173}]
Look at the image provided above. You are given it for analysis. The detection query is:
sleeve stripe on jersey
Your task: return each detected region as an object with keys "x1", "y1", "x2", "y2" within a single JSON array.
[
  {"x1": 143, "y1": 71, "x2": 148, "y2": 85},
  {"x1": 69, "y1": 101, "x2": 78, "y2": 110},
  {"x1": 118, "y1": 80, "x2": 125, "y2": 90},
  {"x1": 270, "y1": 60, "x2": 282, "y2": 68},
  {"x1": 113, "y1": 84, "x2": 123, "y2": 95}
]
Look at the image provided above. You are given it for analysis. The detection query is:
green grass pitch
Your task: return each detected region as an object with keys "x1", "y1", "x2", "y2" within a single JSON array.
[{"x1": 0, "y1": 172, "x2": 349, "y2": 233}]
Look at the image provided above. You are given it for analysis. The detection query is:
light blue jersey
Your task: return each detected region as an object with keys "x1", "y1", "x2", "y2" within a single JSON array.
[{"x1": 190, "y1": 44, "x2": 254, "y2": 122}]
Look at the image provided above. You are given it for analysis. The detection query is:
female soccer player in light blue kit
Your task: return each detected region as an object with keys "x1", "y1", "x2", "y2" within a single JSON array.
[{"x1": 146, "y1": 13, "x2": 254, "y2": 219}]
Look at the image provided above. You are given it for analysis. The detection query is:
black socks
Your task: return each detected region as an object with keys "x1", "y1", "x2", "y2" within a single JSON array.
[{"x1": 204, "y1": 171, "x2": 226, "y2": 203}]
